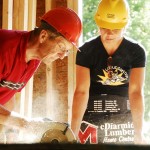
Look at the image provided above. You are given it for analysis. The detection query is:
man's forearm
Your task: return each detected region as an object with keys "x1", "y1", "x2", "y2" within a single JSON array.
[
  {"x1": 0, "y1": 109, "x2": 27, "y2": 130},
  {"x1": 0, "y1": 96, "x2": 25, "y2": 129},
  {"x1": 0, "y1": 104, "x2": 11, "y2": 115}
]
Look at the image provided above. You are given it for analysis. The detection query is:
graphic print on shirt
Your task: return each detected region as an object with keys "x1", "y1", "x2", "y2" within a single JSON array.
[
  {"x1": 97, "y1": 66, "x2": 128, "y2": 86},
  {"x1": 0, "y1": 80, "x2": 24, "y2": 90}
]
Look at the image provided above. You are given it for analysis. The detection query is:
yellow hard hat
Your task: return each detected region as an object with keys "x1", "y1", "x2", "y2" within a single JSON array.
[{"x1": 94, "y1": 0, "x2": 129, "y2": 30}]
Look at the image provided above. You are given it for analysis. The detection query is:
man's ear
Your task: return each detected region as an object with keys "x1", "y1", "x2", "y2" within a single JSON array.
[{"x1": 39, "y1": 30, "x2": 49, "y2": 43}]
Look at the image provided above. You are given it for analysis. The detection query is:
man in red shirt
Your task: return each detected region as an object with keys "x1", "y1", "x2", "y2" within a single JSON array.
[{"x1": 0, "y1": 7, "x2": 82, "y2": 142}]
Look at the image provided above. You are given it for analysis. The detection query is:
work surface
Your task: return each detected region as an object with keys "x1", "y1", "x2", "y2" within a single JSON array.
[{"x1": 0, "y1": 144, "x2": 150, "y2": 150}]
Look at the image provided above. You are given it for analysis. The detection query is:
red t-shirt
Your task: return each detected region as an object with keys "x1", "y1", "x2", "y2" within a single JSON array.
[{"x1": 0, "y1": 29, "x2": 41, "y2": 104}]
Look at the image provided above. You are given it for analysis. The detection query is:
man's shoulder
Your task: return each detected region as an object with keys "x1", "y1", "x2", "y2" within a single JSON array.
[
  {"x1": 0, "y1": 29, "x2": 29, "y2": 50},
  {"x1": 0, "y1": 29, "x2": 28, "y2": 38}
]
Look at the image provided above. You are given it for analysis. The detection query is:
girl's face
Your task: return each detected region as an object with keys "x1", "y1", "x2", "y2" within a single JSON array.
[{"x1": 99, "y1": 27, "x2": 125, "y2": 43}]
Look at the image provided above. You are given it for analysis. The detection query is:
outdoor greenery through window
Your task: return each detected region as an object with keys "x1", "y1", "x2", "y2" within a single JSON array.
[{"x1": 82, "y1": 0, "x2": 150, "y2": 140}]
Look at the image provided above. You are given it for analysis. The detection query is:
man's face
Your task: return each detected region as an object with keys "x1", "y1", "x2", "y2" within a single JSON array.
[{"x1": 38, "y1": 31, "x2": 73, "y2": 65}]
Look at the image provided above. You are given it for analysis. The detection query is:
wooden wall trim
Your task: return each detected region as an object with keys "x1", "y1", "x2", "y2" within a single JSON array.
[
  {"x1": 67, "y1": 0, "x2": 80, "y2": 124},
  {"x1": 2, "y1": 0, "x2": 13, "y2": 29}
]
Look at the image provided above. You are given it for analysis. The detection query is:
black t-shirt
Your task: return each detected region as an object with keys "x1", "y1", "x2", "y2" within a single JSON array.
[{"x1": 76, "y1": 36, "x2": 146, "y2": 97}]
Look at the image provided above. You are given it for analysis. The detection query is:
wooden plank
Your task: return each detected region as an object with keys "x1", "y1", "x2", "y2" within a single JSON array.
[
  {"x1": 24, "y1": 0, "x2": 37, "y2": 118},
  {"x1": 19, "y1": 77, "x2": 33, "y2": 118},
  {"x1": 19, "y1": 88, "x2": 26, "y2": 116},
  {"x1": 13, "y1": 0, "x2": 35, "y2": 117},
  {"x1": 2, "y1": 0, "x2": 13, "y2": 29},
  {"x1": 46, "y1": 64, "x2": 54, "y2": 119},
  {"x1": 18, "y1": 0, "x2": 28, "y2": 30},
  {"x1": 13, "y1": 0, "x2": 27, "y2": 116},
  {"x1": 45, "y1": 0, "x2": 52, "y2": 12},
  {"x1": 13, "y1": 0, "x2": 19, "y2": 29},
  {"x1": 67, "y1": 0, "x2": 81, "y2": 124},
  {"x1": 19, "y1": 0, "x2": 36, "y2": 117},
  {"x1": 28, "y1": 0, "x2": 36, "y2": 30},
  {"x1": 45, "y1": 0, "x2": 54, "y2": 119},
  {"x1": 13, "y1": 0, "x2": 28, "y2": 30},
  {"x1": 24, "y1": 77, "x2": 34, "y2": 118}
]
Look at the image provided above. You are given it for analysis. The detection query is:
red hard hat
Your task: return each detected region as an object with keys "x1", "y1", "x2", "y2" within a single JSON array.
[{"x1": 41, "y1": 7, "x2": 82, "y2": 47}]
